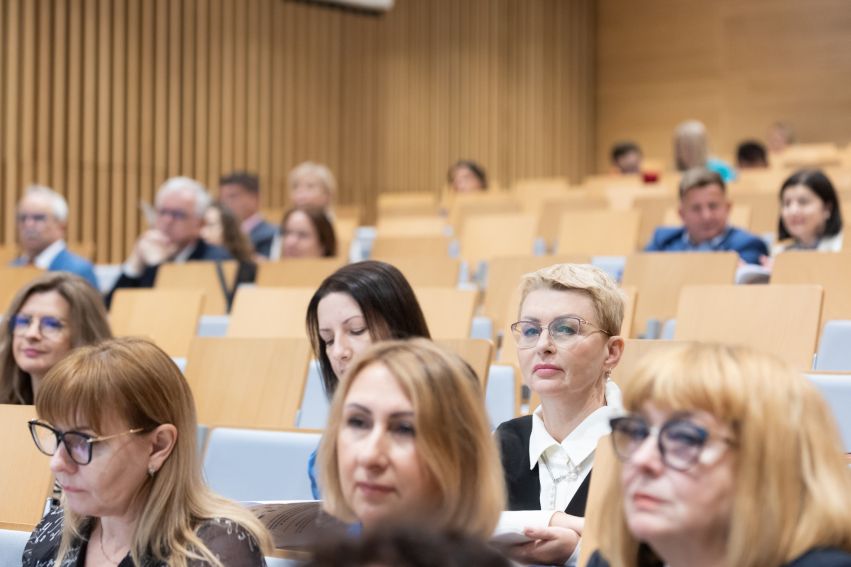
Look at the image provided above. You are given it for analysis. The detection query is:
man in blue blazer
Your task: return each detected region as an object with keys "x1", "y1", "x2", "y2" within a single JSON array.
[
  {"x1": 11, "y1": 185, "x2": 99, "y2": 288},
  {"x1": 107, "y1": 177, "x2": 232, "y2": 305},
  {"x1": 645, "y1": 168, "x2": 768, "y2": 265},
  {"x1": 219, "y1": 171, "x2": 278, "y2": 258}
]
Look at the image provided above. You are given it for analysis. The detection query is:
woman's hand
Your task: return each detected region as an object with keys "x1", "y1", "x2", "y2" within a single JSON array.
[
  {"x1": 506, "y1": 525, "x2": 580, "y2": 565},
  {"x1": 548, "y1": 511, "x2": 584, "y2": 535}
]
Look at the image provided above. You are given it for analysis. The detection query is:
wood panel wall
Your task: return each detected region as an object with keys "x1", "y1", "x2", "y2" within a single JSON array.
[
  {"x1": 596, "y1": 0, "x2": 851, "y2": 173},
  {"x1": 0, "y1": 0, "x2": 595, "y2": 262}
]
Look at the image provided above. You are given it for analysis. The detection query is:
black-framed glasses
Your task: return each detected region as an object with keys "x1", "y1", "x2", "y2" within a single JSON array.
[
  {"x1": 510, "y1": 316, "x2": 610, "y2": 349},
  {"x1": 28, "y1": 420, "x2": 145, "y2": 466},
  {"x1": 156, "y1": 207, "x2": 190, "y2": 221},
  {"x1": 609, "y1": 414, "x2": 733, "y2": 471},
  {"x1": 10, "y1": 314, "x2": 66, "y2": 339}
]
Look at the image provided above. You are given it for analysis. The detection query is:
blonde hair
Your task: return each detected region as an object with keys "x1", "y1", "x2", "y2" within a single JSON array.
[
  {"x1": 519, "y1": 263, "x2": 625, "y2": 336},
  {"x1": 318, "y1": 338, "x2": 504, "y2": 539},
  {"x1": 591, "y1": 343, "x2": 851, "y2": 567},
  {"x1": 673, "y1": 120, "x2": 708, "y2": 171},
  {"x1": 0, "y1": 272, "x2": 112, "y2": 404},
  {"x1": 36, "y1": 338, "x2": 272, "y2": 567},
  {"x1": 288, "y1": 161, "x2": 337, "y2": 201}
]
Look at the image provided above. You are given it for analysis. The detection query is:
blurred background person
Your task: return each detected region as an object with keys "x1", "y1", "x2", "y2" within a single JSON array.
[
  {"x1": 773, "y1": 169, "x2": 843, "y2": 253},
  {"x1": 497, "y1": 263, "x2": 625, "y2": 566},
  {"x1": 767, "y1": 121, "x2": 796, "y2": 154},
  {"x1": 447, "y1": 159, "x2": 488, "y2": 193},
  {"x1": 218, "y1": 171, "x2": 277, "y2": 258},
  {"x1": 289, "y1": 161, "x2": 336, "y2": 210},
  {"x1": 23, "y1": 337, "x2": 272, "y2": 566},
  {"x1": 610, "y1": 142, "x2": 643, "y2": 175},
  {"x1": 0, "y1": 273, "x2": 111, "y2": 405},
  {"x1": 279, "y1": 206, "x2": 337, "y2": 259},
  {"x1": 588, "y1": 342, "x2": 851, "y2": 567},
  {"x1": 735, "y1": 140, "x2": 769, "y2": 169},
  {"x1": 318, "y1": 339, "x2": 504, "y2": 540},
  {"x1": 673, "y1": 120, "x2": 736, "y2": 182},
  {"x1": 201, "y1": 201, "x2": 258, "y2": 286},
  {"x1": 11, "y1": 185, "x2": 98, "y2": 288}
]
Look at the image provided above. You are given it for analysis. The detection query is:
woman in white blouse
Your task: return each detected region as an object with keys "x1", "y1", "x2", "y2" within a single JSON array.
[
  {"x1": 496, "y1": 263, "x2": 625, "y2": 566},
  {"x1": 772, "y1": 169, "x2": 843, "y2": 253}
]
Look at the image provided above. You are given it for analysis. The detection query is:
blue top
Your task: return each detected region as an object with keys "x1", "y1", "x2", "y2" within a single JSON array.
[
  {"x1": 706, "y1": 156, "x2": 737, "y2": 182},
  {"x1": 308, "y1": 446, "x2": 321, "y2": 500},
  {"x1": 645, "y1": 226, "x2": 769, "y2": 265},
  {"x1": 11, "y1": 247, "x2": 99, "y2": 289}
]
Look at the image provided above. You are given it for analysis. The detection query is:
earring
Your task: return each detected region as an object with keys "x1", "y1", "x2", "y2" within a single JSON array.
[{"x1": 148, "y1": 465, "x2": 157, "y2": 478}]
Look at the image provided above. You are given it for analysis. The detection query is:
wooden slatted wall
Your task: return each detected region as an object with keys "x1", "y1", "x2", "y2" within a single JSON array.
[{"x1": 0, "y1": 0, "x2": 595, "y2": 262}]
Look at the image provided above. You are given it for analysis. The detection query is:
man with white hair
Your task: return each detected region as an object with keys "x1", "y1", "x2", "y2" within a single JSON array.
[
  {"x1": 108, "y1": 177, "x2": 231, "y2": 301},
  {"x1": 11, "y1": 185, "x2": 98, "y2": 288}
]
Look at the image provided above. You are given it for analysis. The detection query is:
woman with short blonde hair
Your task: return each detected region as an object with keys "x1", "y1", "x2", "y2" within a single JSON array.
[
  {"x1": 589, "y1": 342, "x2": 851, "y2": 567},
  {"x1": 318, "y1": 338, "x2": 504, "y2": 540},
  {"x1": 23, "y1": 337, "x2": 272, "y2": 567},
  {"x1": 288, "y1": 161, "x2": 336, "y2": 210}
]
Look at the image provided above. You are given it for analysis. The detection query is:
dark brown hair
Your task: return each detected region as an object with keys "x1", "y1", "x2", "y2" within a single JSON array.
[
  {"x1": 778, "y1": 169, "x2": 843, "y2": 240},
  {"x1": 281, "y1": 206, "x2": 337, "y2": 257},
  {"x1": 209, "y1": 201, "x2": 255, "y2": 263}
]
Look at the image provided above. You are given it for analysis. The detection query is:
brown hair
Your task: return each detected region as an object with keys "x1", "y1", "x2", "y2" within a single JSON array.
[
  {"x1": 280, "y1": 206, "x2": 337, "y2": 257},
  {"x1": 318, "y1": 339, "x2": 504, "y2": 539},
  {"x1": 0, "y1": 272, "x2": 112, "y2": 404},
  {"x1": 208, "y1": 201, "x2": 255, "y2": 263},
  {"x1": 37, "y1": 337, "x2": 272, "y2": 567}
]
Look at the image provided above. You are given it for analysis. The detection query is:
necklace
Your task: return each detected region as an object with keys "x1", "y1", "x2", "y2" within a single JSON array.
[
  {"x1": 540, "y1": 449, "x2": 580, "y2": 511},
  {"x1": 98, "y1": 526, "x2": 129, "y2": 565}
]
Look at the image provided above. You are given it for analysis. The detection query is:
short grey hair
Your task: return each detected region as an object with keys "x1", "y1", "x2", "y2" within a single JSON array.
[
  {"x1": 155, "y1": 176, "x2": 211, "y2": 218},
  {"x1": 673, "y1": 119, "x2": 708, "y2": 170},
  {"x1": 21, "y1": 185, "x2": 69, "y2": 222},
  {"x1": 287, "y1": 161, "x2": 337, "y2": 198}
]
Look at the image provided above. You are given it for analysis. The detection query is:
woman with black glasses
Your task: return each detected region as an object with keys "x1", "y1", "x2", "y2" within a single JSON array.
[
  {"x1": 588, "y1": 343, "x2": 851, "y2": 567},
  {"x1": 22, "y1": 337, "x2": 272, "y2": 567},
  {"x1": 0, "y1": 272, "x2": 111, "y2": 405},
  {"x1": 495, "y1": 263, "x2": 626, "y2": 566}
]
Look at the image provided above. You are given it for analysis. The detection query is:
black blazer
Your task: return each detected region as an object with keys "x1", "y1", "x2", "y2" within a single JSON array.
[
  {"x1": 106, "y1": 239, "x2": 232, "y2": 306},
  {"x1": 249, "y1": 220, "x2": 278, "y2": 258},
  {"x1": 496, "y1": 415, "x2": 592, "y2": 516}
]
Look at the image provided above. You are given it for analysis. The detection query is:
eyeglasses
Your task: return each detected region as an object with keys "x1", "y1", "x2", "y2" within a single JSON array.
[
  {"x1": 28, "y1": 420, "x2": 145, "y2": 466},
  {"x1": 609, "y1": 414, "x2": 734, "y2": 471},
  {"x1": 16, "y1": 213, "x2": 49, "y2": 224},
  {"x1": 10, "y1": 314, "x2": 66, "y2": 339},
  {"x1": 156, "y1": 208, "x2": 190, "y2": 221},
  {"x1": 510, "y1": 316, "x2": 610, "y2": 349}
]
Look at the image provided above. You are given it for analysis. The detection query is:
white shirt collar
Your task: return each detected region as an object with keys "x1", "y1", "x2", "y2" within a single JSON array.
[
  {"x1": 32, "y1": 239, "x2": 67, "y2": 269},
  {"x1": 528, "y1": 380, "x2": 623, "y2": 470},
  {"x1": 173, "y1": 241, "x2": 198, "y2": 263}
]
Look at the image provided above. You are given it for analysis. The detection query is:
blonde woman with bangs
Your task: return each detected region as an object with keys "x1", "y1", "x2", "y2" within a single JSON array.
[
  {"x1": 496, "y1": 263, "x2": 625, "y2": 565},
  {"x1": 588, "y1": 342, "x2": 851, "y2": 567},
  {"x1": 22, "y1": 337, "x2": 272, "y2": 567},
  {"x1": 318, "y1": 338, "x2": 504, "y2": 540}
]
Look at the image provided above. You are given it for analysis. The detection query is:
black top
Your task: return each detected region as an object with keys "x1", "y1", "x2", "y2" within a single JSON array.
[
  {"x1": 495, "y1": 415, "x2": 591, "y2": 516},
  {"x1": 586, "y1": 547, "x2": 851, "y2": 567},
  {"x1": 22, "y1": 507, "x2": 266, "y2": 567}
]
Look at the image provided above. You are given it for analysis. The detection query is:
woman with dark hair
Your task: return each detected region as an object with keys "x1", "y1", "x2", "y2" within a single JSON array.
[
  {"x1": 280, "y1": 206, "x2": 337, "y2": 258},
  {"x1": 774, "y1": 169, "x2": 843, "y2": 252},
  {"x1": 448, "y1": 160, "x2": 488, "y2": 193},
  {"x1": 304, "y1": 260, "x2": 431, "y2": 498},
  {"x1": 201, "y1": 202, "x2": 256, "y2": 263},
  {"x1": 0, "y1": 272, "x2": 112, "y2": 404}
]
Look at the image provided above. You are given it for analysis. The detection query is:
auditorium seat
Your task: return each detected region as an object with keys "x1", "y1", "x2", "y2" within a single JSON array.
[
  {"x1": 370, "y1": 255, "x2": 461, "y2": 287},
  {"x1": 227, "y1": 287, "x2": 316, "y2": 339},
  {"x1": 202, "y1": 427, "x2": 321, "y2": 502},
  {"x1": 535, "y1": 194, "x2": 609, "y2": 249},
  {"x1": 814, "y1": 321, "x2": 851, "y2": 371},
  {"x1": 371, "y1": 235, "x2": 453, "y2": 259},
  {"x1": 155, "y1": 261, "x2": 236, "y2": 316},
  {"x1": 485, "y1": 364, "x2": 520, "y2": 427},
  {"x1": 0, "y1": 529, "x2": 29, "y2": 566},
  {"x1": 459, "y1": 213, "x2": 538, "y2": 271},
  {"x1": 415, "y1": 287, "x2": 479, "y2": 339},
  {"x1": 110, "y1": 289, "x2": 205, "y2": 358},
  {"x1": 0, "y1": 266, "x2": 43, "y2": 312},
  {"x1": 805, "y1": 372, "x2": 851, "y2": 452},
  {"x1": 256, "y1": 258, "x2": 344, "y2": 287},
  {"x1": 554, "y1": 210, "x2": 641, "y2": 256},
  {"x1": 377, "y1": 191, "x2": 440, "y2": 217},
  {"x1": 771, "y1": 251, "x2": 851, "y2": 332}
]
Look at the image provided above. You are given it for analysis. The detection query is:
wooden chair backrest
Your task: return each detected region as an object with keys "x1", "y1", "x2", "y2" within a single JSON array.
[
  {"x1": 377, "y1": 192, "x2": 440, "y2": 217},
  {"x1": 577, "y1": 435, "x2": 617, "y2": 567},
  {"x1": 536, "y1": 194, "x2": 610, "y2": 246},
  {"x1": 0, "y1": 267, "x2": 44, "y2": 311},
  {"x1": 256, "y1": 258, "x2": 344, "y2": 288},
  {"x1": 371, "y1": 256, "x2": 460, "y2": 287},
  {"x1": 772, "y1": 251, "x2": 851, "y2": 329},
  {"x1": 415, "y1": 287, "x2": 479, "y2": 339},
  {"x1": 482, "y1": 254, "x2": 592, "y2": 335},
  {"x1": 110, "y1": 289, "x2": 205, "y2": 357},
  {"x1": 375, "y1": 215, "x2": 448, "y2": 237},
  {"x1": 555, "y1": 210, "x2": 641, "y2": 256},
  {"x1": 434, "y1": 338, "x2": 494, "y2": 388},
  {"x1": 371, "y1": 235, "x2": 451, "y2": 259},
  {"x1": 632, "y1": 194, "x2": 679, "y2": 247},
  {"x1": 778, "y1": 143, "x2": 842, "y2": 169},
  {"x1": 260, "y1": 207, "x2": 286, "y2": 224},
  {"x1": 621, "y1": 252, "x2": 739, "y2": 338},
  {"x1": 452, "y1": 194, "x2": 523, "y2": 234},
  {"x1": 66, "y1": 241, "x2": 95, "y2": 261},
  {"x1": 0, "y1": 404, "x2": 54, "y2": 530},
  {"x1": 155, "y1": 261, "x2": 236, "y2": 316},
  {"x1": 674, "y1": 284, "x2": 823, "y2": 369},
  {"x1": 730, "y1": 191, "x2": 777, "y2": 233},
  {"x1": 611, "y1": 339, "x2": 694, "y2": 389},
  {"x1": 459, "y1": 213, "x2": 538, "y2": 266},
  {"x1": 184, "y1": 337, "x2": 312, "y2": 429},
  {"x1": 227, "y1": 287, "x2": 316, "y2": 338},
  {"x1": 0, "y1": 245, "x2": 18, "y2": 265}
]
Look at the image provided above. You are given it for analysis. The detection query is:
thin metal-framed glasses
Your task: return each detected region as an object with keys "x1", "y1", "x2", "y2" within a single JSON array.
[
  {"x1": 10, "y1": 314, "x2": 66, "y2": 339},
  {"x1": 609, "y1": 414, "x2": 734, "y2": 471},
  {"x1": 510, "y1": 316, "x2": 610, "y2": 349},
  {"x1": 28, "y1": 420, "x2": 145, "y2": 466}
]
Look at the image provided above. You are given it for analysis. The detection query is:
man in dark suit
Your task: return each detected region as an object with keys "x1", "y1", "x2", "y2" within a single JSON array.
[
  {"x1": 11, "y1": 185, "x2": 99, "y2": 288},
  {"x1": 645, "y1": 168, "x2": 768, "y2": 265},
  {"x1": 108, "y1": 177, "x2": 231, "y2": 304},
  {"x1": 218, "y1": 171, "x2": 277, "y2": 258}
]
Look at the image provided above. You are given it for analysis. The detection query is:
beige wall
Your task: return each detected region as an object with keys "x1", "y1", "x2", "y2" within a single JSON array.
[
  {"x1": 0, "y1": 0, "x2": 595, "y2": 262},
  {"x1": 596, "y1": 0, "x2": 851, "y2": 172}
]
